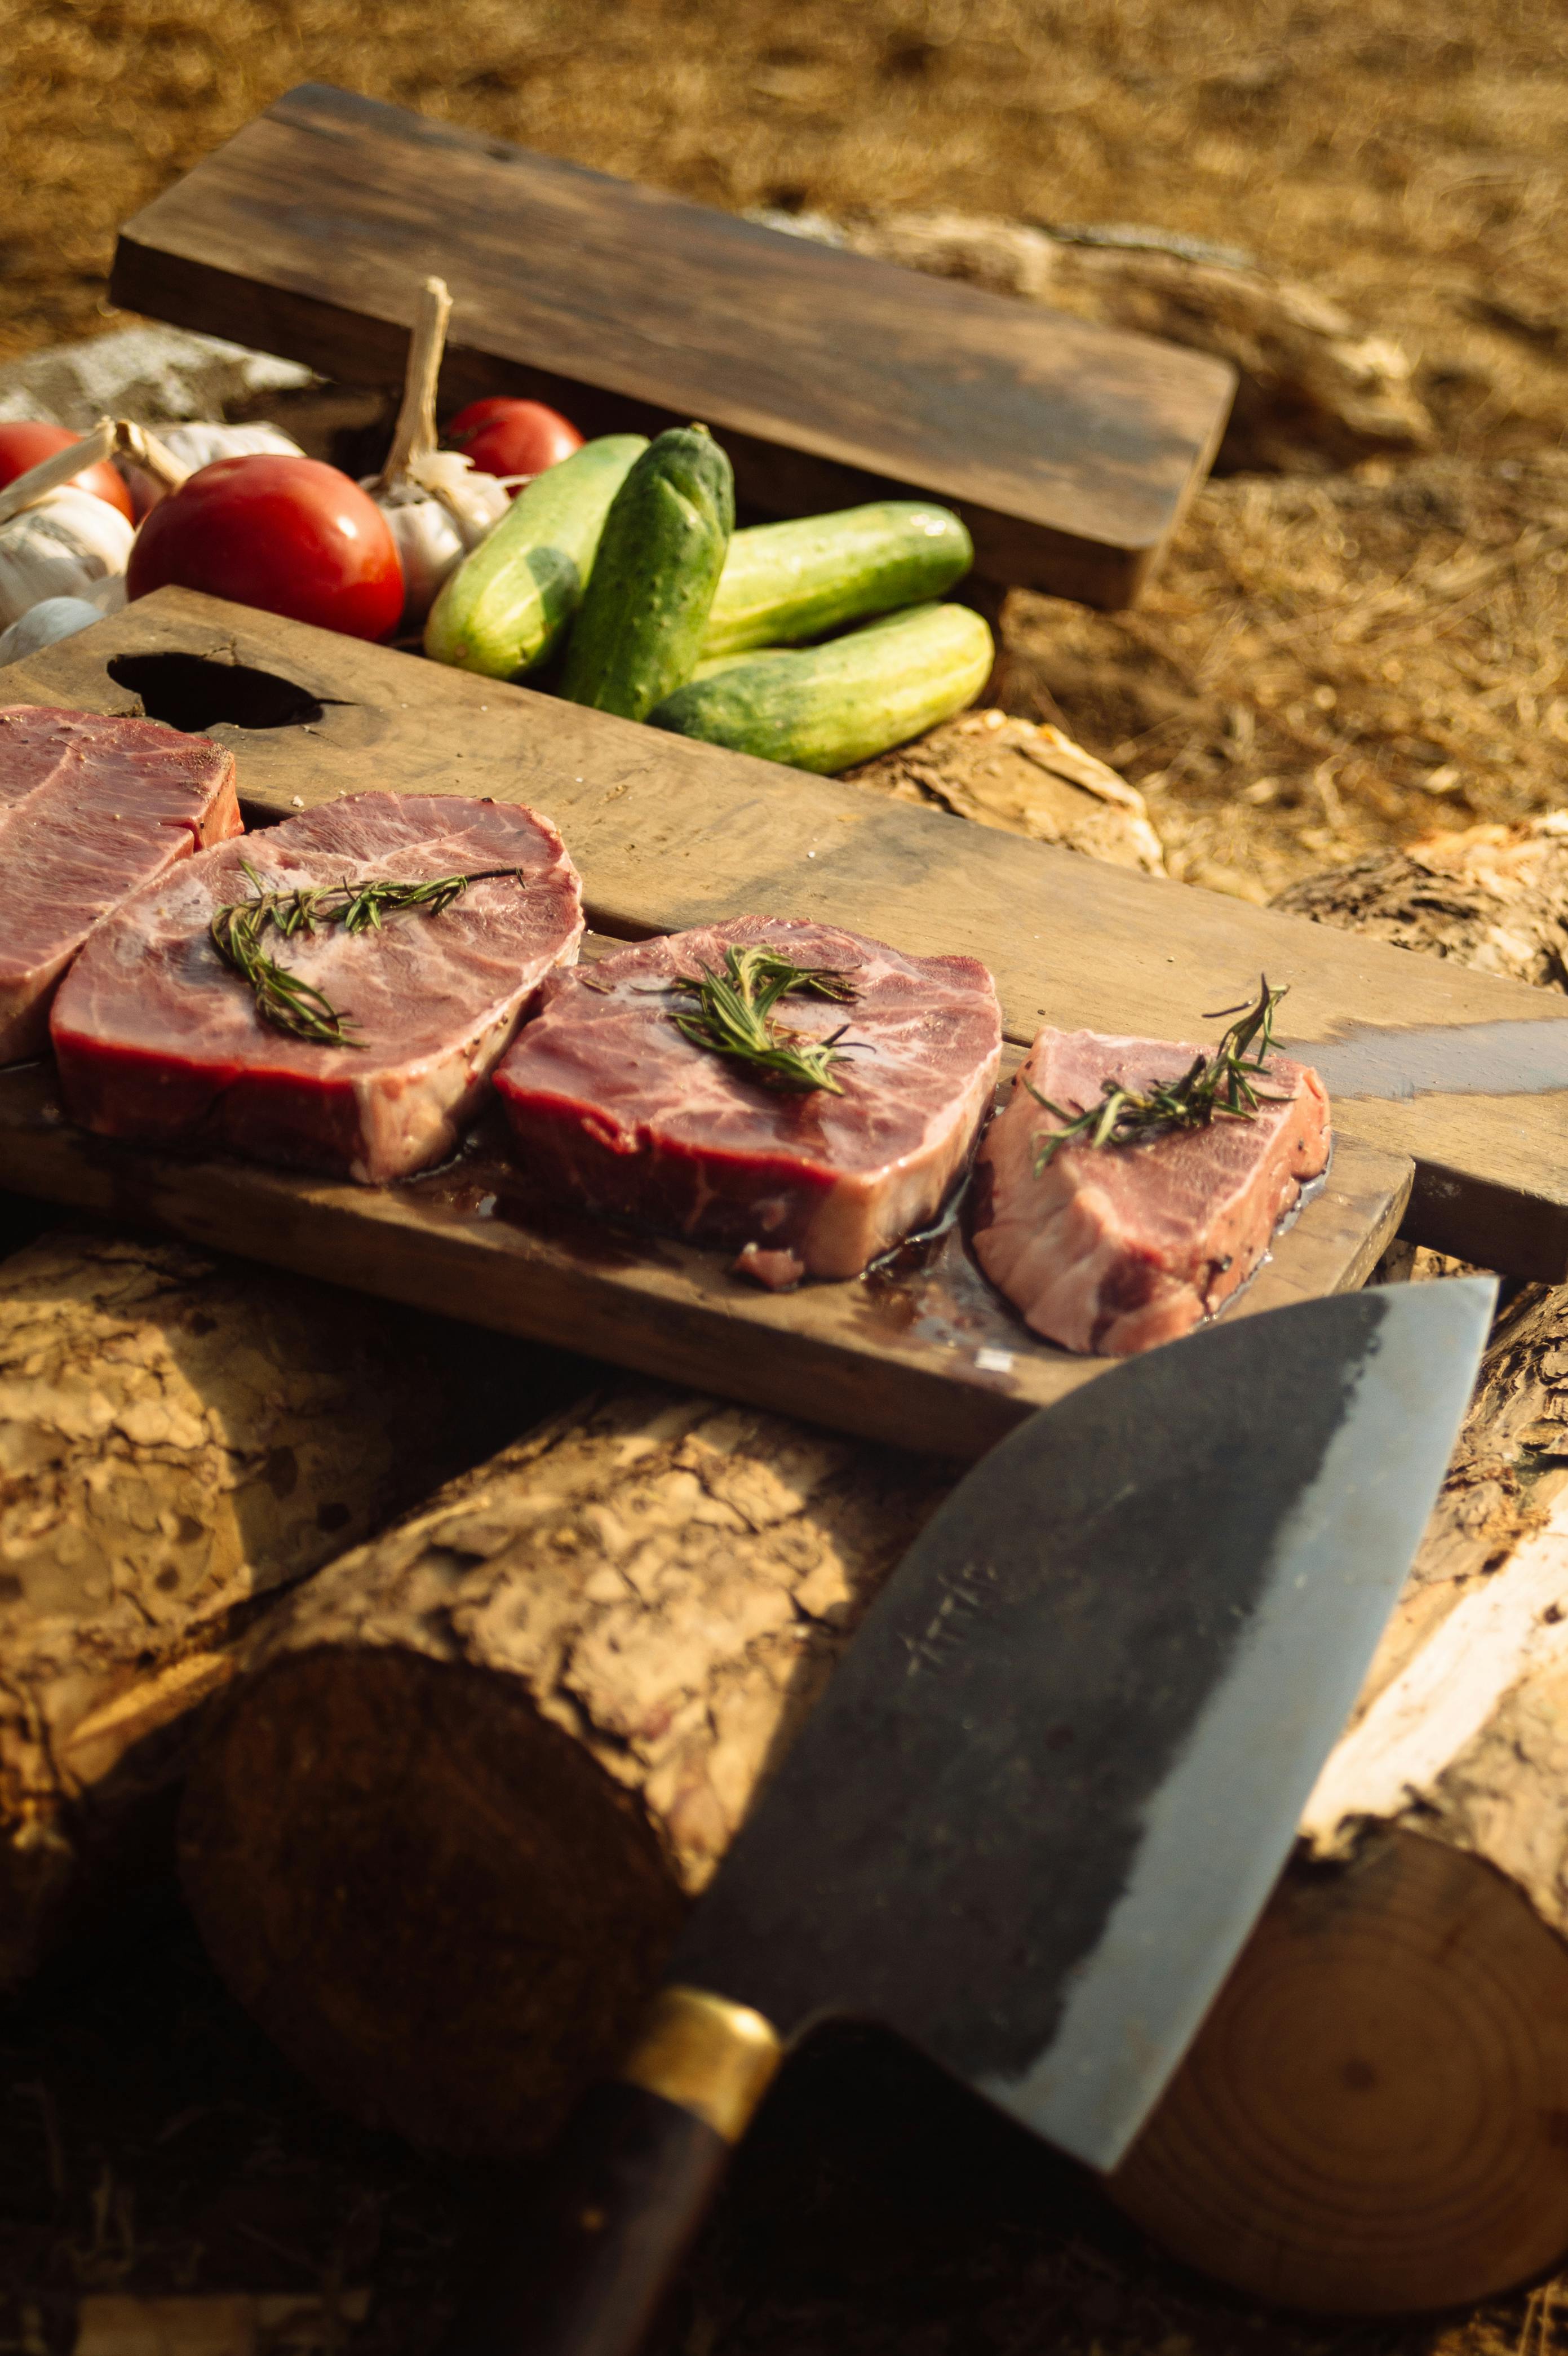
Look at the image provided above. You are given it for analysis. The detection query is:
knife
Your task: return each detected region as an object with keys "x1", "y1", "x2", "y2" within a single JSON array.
[{"x1": 456, "y1": 1278, "x2": 1494, "y2": 2356}]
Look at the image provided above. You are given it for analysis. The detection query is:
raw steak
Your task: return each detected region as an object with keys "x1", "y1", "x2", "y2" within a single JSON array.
[
  {"x1": 971, "y1": 1027, "x2": 1331, "y2": 1356},
  {"x1": 0, "y1": 705, "x2": 241, "y2": 1062},
  {"x1": 494, "y1": 916, "x2": 1002, "y2": 1282},
  {"x1": 52, "y1": 791, "x2": 583, "y2": 1183}
]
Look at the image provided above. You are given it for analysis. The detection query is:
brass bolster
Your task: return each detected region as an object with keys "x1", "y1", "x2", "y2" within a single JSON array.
[{"x1": 617, "y1": 1985, "x2": 783, "y2": 2142}]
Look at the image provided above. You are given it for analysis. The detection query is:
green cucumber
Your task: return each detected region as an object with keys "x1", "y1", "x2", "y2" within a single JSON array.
[
  {"x1": 560, "y1": 425, "x2": 735, "y2": 721},
  {"x1": 423, "y1": 434, "x2": 647, "y2": 679},
  {"x1": 702, "y1": 500, "x2": 973, "y2": 658},
  {"x1": 689, "y1": 646, "x2": 794, "y2": 682},
  {"x1": 649, "y1": 603, "x2": 994, "y2": 773}
]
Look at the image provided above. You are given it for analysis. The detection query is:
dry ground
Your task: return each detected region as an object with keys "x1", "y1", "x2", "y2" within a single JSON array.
[{"x1": 6, "y1": 5, "x2": 1568, "y2": 2352}]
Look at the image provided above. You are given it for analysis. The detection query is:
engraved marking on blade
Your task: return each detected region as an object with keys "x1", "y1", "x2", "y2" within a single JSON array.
[{"x1": 902, "y1": 1557, "x2": 1000, "y2": 1679}]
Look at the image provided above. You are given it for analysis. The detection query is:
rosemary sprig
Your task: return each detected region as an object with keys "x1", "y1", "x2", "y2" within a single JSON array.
[
  {"x1": 670, "y1": 944, "x2": 861, "y2": 1094},
  {"x1": 210, "y1": 861, "x2": 525, "y2": 1046},
  {"x1": 1029, "y1": 976, "x2": 1291, "y2": 1172}
]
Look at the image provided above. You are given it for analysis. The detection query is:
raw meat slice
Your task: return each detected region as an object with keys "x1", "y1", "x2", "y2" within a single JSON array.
[
  {"x1": 971, "y1": 1026, "x2": 1331, "y2": 1356},
  {"x1": 52, "y1": 791, "x2": 583, "y2": 1183},
  {"x1": 0, "y1": 705, "x2": 241, "y2": 1062},
  {"x1": 494, "y1": 916, "x2": 1002, "y2": 1281}
]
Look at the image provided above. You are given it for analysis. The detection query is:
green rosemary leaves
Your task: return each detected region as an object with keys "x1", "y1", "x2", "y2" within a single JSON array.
[
  {"x1": 670, "y1": 944, "x2": 860, "y2": 1093},
  {"x1": 1029, "y1": 976, "x2": 1291, "y2": 1171},
  {"x1": 209, "y1": 862, "x2": 525, "y2": 1047}
]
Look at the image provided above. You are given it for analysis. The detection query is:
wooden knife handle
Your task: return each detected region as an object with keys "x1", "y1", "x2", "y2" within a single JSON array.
[{"x1": 453, "y1": 1987, "x2": 782, "y2": 2356}]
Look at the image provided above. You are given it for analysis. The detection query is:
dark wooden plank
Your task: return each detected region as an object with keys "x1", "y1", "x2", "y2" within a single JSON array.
[
  {"x1": 0, "y1": 1060, "x2": 1410, "y2": 1462},
  {"x1": 7, "y1": 586, "x2": 1561, "y2": 1276},
  {"x1": 109, "y1": 82, "x2": 1235, "y2": 609}
]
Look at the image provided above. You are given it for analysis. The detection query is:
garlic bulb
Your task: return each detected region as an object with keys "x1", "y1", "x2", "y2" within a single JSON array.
[
  {"x1": 0, "y1": 595, "x2": 108, "y2": 665},
  {"x1": 0, "y1": 488, "x2": 134, "y2": 629},
  {"x1": 82, "y1": 570, "x2": 127, "y2": 615},
  {"x1": 367, "y1": 479, "x2": 465, "y2": 625},
  {"x1": 120, "y1": 422, "x2": 304, "y2": 519},
  {"x1": 405, "y1": 447, "x2": 510, "y2": 537},
  {"x1": 365, "y1": 451, "x2": 508, "y2": 624},
  {"x1": 364, "y1": 277, "x2": 507, "y2": 627}
]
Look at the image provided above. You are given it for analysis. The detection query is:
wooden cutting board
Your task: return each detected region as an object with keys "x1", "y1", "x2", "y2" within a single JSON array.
[
  {"x1": 6, "y1": 586, "x2": 1566, "y2": 1277},
  {"x1": 108, "y1": 82, "x2": 1235, "y2": 609},
  {"x1": 0, "y1": 592, "x2": 1419, "y2": 1451},
  {"x1": 0, "y1": 1048, "x2": 1404, "y2": 1461}
]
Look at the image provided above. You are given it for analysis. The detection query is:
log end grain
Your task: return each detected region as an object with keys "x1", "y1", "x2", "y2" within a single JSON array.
[
  {"x1": 180, "y1": 1645, "x2": 684, "y2": 2154},
  {"x1": 1110, "y1": 1827, "x2": 1568, "y2": 2312}
]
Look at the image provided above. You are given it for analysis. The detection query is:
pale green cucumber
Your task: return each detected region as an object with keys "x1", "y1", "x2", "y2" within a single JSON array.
[
  {"x1": 701, "y1": 501, "x2": 972, "y2": 658},
  {"x1": 560, "y1": 426, "x2": 734, "y2": 721},
  {"x1": 689, "y1": 646, "x2": 794, "y2": 682},
  {"x1": 649, "y1": 603, "x2": 994, "y2": 773},
  {"x1": 423, "y1": 434, "x2": 647, "y2": 679}
]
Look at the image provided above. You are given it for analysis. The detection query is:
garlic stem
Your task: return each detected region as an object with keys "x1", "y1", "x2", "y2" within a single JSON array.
[
  {"x1": 375, "y1": 276, "x2": 453, "y2": 491},
  {"x1": 118, "y1": 420, "x2": 193, "y2": 493},
  {"x1": 0, "y1": 416, "x2": 196, "y2": 529},
  {"x1": 0, "y1": 418, "x2": 117, "y2": 526}
]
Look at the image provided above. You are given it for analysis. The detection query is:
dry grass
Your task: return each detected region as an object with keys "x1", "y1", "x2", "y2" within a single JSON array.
[{"x1": 1007, "y1": 450, "x2": 1568, "y2": 898}]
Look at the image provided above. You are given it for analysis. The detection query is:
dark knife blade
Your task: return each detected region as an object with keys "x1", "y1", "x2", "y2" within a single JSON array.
[
  {"x1": 673, "y1": 1276, "x2": 1493, "y2": 2169},
  {"x1": 460, "y1": 1279, "x2": 1494, "y2": 2356}
]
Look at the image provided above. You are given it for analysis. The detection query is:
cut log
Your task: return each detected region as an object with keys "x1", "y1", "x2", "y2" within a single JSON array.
[
  {"x1": 1273, "y1": 814, "x2": 1568, "y2": 991},
  {"x1": 182, "y1": 1279, "x2": 1568, "y2": 2313},
  {"x1": 841, "y1": 708, "x2": 1166, "y2": 875},
  {"x1": 1110, "y1": 1274, "x2": 1568, "y2": 2311},
  {"x1": 0, "y1": 1225, "x2": 580, "y2": 1991},
  {"x1": 179, "y1": 1387, "x2": 950, "y2": 2154}
]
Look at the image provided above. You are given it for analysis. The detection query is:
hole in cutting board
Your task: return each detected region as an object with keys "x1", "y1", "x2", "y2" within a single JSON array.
[{"x1": 107, "y1": 653, "x2": 326, "y2": 733}]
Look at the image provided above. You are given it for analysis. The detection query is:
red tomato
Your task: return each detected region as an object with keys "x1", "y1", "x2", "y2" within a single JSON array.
[
  {"x1": 127, "y1": 455, "x2": 404, "y2": 640},
  {"x1": 0, "y1": 422, "x2": 135, "y2": 522},
  {"x1": 444, "y1": 397, "x2": 583, "y2": 487}
]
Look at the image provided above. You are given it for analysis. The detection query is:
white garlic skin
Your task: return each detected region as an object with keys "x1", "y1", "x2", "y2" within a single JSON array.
[
  {"x1": 363, "y1": 462, "x2": 508, "y2": 627},
  {"x1": 120, "y1": 422, "x2": 305, "y2": 518},
  {"x1": 0, "y1": 488, "x2": 135, "y2": 629},
  {"x1": 370, "y1": 482, "x2": 468, "y2": 628},
  {"x1": 0, "y1": 596, "x2": 107, "y2": 665},
  {"x1": 405, "y1": 449, "x2": 511, "y2": 538}
]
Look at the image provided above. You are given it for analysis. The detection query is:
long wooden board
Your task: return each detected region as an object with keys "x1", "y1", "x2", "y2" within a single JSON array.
[
  {"x1": 109, "y1": 82, "x2": 1235, "y2": 608},
  {"x1": 0, "y1": 1050, "x2": 1407, "y2": 1460},
  {"x1": 6, "y1": 587, "x2": 1566, "y2": 1276}
]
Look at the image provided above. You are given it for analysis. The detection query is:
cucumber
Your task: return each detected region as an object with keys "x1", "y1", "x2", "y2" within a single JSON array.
[
  {"x1": 560, "y1": 425, "x2": 734, "y2": 721},
  {"x1": 423, "y1": 434, "x2": 647, "y2": 679},
  {"x1": 702, "y1": 500, "x2": 973, "y2": 658},
  {"x1": 649, "y1": 603, "x2": 994, "y2": 773},
  {"x1": 689, "y1": 646, "x2": 794, "y2": 682}
]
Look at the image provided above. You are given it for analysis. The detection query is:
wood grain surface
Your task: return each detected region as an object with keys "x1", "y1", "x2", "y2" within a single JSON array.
[
  {"x1": 0, "y1": 1052, "x2": 1406, "y2": 1460},
  {"x1": 6, "y1": 585, "x2": 1563, "y2": 1274},
  {"x1": 108, "y1": 82, "x2": 1235, "y2": 608}
]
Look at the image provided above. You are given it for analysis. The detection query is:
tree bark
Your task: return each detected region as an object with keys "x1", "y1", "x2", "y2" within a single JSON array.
[
  {"x1": 1273, "y1": 814, "x2": 1568, "y2": 990},
  {"x1": 0, "y1": 1225, "x2": 579, "y2": 1991},
  {"x1": 180, "y1": 1388, "x2": 950, "y2": 2155},
  {"x1": 841, "y1": 708, "x2": 1166, "y2": 874}
]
